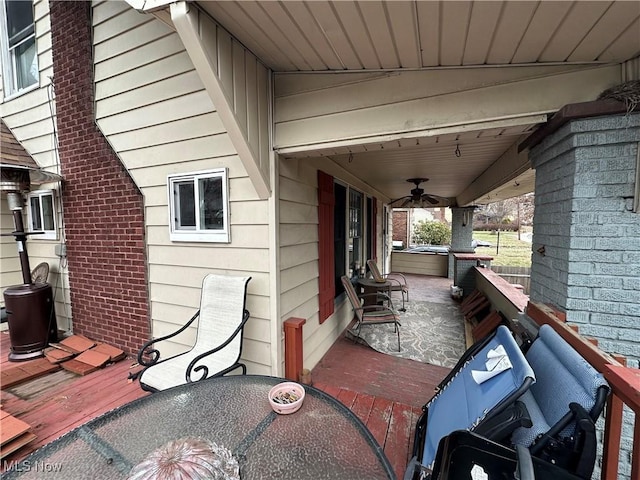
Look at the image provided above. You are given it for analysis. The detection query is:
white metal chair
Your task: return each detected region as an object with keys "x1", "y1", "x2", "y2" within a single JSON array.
[{"x1": 137, "y1": 274, "x2": 251, "y2": 392}]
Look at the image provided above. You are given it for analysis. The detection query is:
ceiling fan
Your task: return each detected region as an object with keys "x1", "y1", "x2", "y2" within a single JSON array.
[{"x1": 389, "y1": 178, "x2": 444, "y2": 208}]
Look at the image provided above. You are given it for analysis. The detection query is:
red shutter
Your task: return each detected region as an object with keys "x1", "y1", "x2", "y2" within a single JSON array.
[
  {"x1": 372, "y1": 197, "x2": 378, "y2": 261},
  {"x1": 317, "y1": 170, "x2": 335, "y2": 323}
]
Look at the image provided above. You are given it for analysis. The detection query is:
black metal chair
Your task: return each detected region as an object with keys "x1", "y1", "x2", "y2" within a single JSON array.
[{"x1": 431, "y1": 430, "x2": 584, "y2": 480}]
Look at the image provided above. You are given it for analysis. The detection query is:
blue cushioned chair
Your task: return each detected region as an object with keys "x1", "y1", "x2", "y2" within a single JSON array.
[
  {"x1": 405, "y1": 325, "x2": 536, "y2": 479},
  {"x1": 407, "y1": 322, "x2": 610, "y2": 480},
  {"x1": 510, "y1": 324, "x2": 610, "y2": 479}
]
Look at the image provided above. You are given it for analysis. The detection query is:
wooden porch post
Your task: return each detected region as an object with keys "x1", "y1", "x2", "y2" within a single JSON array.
[
  {"x1": 284, "y1": 317, "x2": 306, "y2": 381},
  {"x1": 601, "y1": 354, "x2": 626, "y2": 480}
]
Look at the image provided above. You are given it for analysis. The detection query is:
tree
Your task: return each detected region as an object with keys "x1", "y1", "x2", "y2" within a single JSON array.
[
  {"x1": 476, "y1": 199, "x2": 518, "y2": 224},
  {"x1": 474, "y1": 193, "x2": 535, "y2": 227},
  {"x1": 413, "y1": 220, "x2": 451, "y2": 245}
]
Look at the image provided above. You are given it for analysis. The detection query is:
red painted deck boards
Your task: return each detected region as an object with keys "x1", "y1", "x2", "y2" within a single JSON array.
[
  {"x1": 0, "y1": 332, "x2": 149, "y2": 463},
  {"x1": 0, "y1": 274, "x2": 457, "y2": 479}
]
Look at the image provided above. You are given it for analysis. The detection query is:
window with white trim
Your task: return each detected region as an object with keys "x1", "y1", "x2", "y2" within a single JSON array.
[
  {"x1": 348, "y1": 188, "x2": 363, "y2": 275},
  {"x1": 168, "y1": 169, "x2": 230, "y2": 243},
  {"x1": 0, "y1": 0, "x2": 39, "y2": 97},
  {"x1": 333, "y1": 182, "x2": 370, "y2": 297},
  {"x1": 26, "y1": 189, "x2": 57, "y2": 240}
]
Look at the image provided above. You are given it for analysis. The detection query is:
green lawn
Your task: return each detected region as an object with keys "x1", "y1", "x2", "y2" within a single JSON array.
[{"x1": 473, "y1": 230, "x2": 532, "y2": 267}]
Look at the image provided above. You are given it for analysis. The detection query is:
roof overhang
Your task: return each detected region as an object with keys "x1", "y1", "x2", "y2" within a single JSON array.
[
  {"x1": 124, "y1": 1, "x2": 640, "y2": 205},
  {"x1": 1, "y1": 120, "x2": 62, "y2": 193}
]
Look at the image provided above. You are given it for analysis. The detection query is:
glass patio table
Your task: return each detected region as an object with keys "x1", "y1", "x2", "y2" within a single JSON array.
[{"x1": 4, "y1": 375, "x2": 395, "y2": 480}]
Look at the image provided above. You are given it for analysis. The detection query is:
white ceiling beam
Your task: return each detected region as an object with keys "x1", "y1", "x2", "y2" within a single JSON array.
[
  {"x1": 456, "y1": 140, "x2": 531, "y2": 206},
  {"x1": 274, "y1": 65, "x2": 621, "y2": 152},
  {"x1": 276, "y1": 114, "x2": 547, "y2": 157}
]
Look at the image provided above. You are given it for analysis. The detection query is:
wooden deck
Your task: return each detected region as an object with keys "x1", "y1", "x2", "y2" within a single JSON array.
[
  {"x1": 0, "y1": 274, "x2": 456, "y2": 479},
  {"x1": 0, "y1": 332, "x2": 148, "y2": 462},
  {"x1": 312, "y1": 336, "x2": 450, "y2": 479}
]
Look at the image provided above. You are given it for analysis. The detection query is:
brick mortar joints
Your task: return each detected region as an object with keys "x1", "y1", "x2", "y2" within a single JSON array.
[{"x1": 49, "y1": 1, "x2": 150, "y2": 354}]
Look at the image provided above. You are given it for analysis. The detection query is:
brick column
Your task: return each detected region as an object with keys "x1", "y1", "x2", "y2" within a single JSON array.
[
  {"x1": 448, "y1": 206, "x2": 476, "y2": 278},
  {"x1": 392, "y1": 210, "x2": 409, "y2": 249},
  {"x1": 49, "y1": 1, "x2": 150, "y2": 354},
  {"x1": 529, "y1": 111, "x2": 639, "y2": 479}
]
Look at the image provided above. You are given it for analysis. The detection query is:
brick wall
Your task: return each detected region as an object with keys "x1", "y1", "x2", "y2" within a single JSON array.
[
  {"x1": 450, "y1": 207, "x2": 475, "y2": 252},
  {"x1": 49, "y1": 1, "x2": 150, "y2": 354},
  {"x1": 529, "y1": 111, "x2": 639, "y2": 478},
  {"x1": 392, "y1": 210, "x2": 408, "y2": 248},
  {"x1": 448, "y1": 207, "x2": 476, "y2": 279}
]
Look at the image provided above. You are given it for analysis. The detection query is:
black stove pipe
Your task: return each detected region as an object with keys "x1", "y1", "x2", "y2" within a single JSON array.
[{"x1": 9, "y1": 194, "x2": 33, "y2": 284}]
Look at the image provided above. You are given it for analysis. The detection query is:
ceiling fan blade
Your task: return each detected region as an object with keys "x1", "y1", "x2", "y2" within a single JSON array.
[
  {"x1": 422, "y1": 194, "x2": 439, "y2": 205},
  {"x1": 389, "y1": 195, "x2": 408, "y2": 205},
  {"x1": 400, "y1": 198, "x2": 412, "y2": 207}
]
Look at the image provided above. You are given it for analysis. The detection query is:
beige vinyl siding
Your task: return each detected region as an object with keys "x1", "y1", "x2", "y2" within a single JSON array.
[
  {"x1": 278, "y1": 156, "x2": 385, "y2": 371},
  {"x1": 1, "y1": 201, "x2": 21, "y2": 318},
  {"x1": 22, "y1": 191, "x2": 70, "y2": 331},
  {"x1": 33, "y1": 0, "x2": 53, "y2": 79},
  {"x1": 278, "y1": 157, "x2": 342, "y2": 372},
  {"x1": 391, "y1": 251, "x2": 449, "y2": 277},
  {"x1": 0, "y1": 0, "x2": 71, "y2": 331},
  {"x1": 168, "y1": 3, "x2": 271, "y2": 199},
  {"x1": 92, "y1": 2, "x2": 271, "y2": 373}
]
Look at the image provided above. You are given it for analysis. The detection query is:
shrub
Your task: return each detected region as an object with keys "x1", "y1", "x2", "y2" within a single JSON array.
[
  {"x1": 472, "y1": 222, "x2": 520, "y2": 232},
  {"x1": 413, "y1": 220, "x2": 451, "y2": 245}
]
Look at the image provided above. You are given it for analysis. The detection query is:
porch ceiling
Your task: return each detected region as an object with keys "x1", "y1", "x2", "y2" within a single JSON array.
[
  {"x1": 198, "y1": 1, "x2": 639, "y2": 72},
  {"x1": 194, "y1": 1, "x2": 640, "y2": 205},
  {"x1": 276, "y1": 118, "x2": 540, "y2": 204}
]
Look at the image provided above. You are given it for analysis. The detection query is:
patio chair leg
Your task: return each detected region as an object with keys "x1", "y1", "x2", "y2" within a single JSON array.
[{"x1": 353, "y1": 323, "x2": 362, "y2": 345}]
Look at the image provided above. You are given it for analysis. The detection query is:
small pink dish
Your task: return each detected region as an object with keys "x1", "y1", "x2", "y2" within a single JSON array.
[{"x1": 268, "y1": 382, "x2": 305, "y2": 414}]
